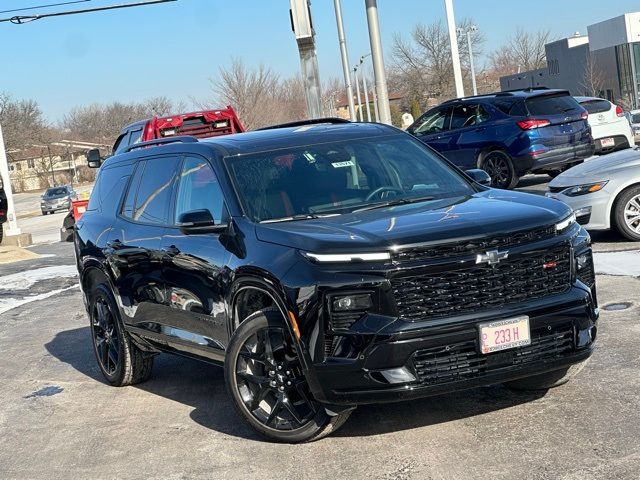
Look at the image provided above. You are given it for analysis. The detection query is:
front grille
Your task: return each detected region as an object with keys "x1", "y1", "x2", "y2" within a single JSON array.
[
  {"x1": 412, "y1": 323, "x2": 575, "y2": 386},
  {"x1": 392, "y1": 225, "x2": 557, "y2": 263},
  {"x1": 391, "y1": 243, "x2": 571, "y2": 320}
]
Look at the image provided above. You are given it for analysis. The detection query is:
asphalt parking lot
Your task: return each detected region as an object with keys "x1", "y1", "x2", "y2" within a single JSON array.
[{"x1": 1, "y1": 176, "x2": 640, "y2": 479}]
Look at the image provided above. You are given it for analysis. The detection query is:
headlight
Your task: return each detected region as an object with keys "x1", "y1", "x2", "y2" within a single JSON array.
[
  {"x1": 303, "y1": 252, "x2": 390, "y2": 263},
  {"x1": 332, "y1": 294, "x2": 373, "y2": 312},
  {"x1": 555, "y1": 213, "x2": 576, "y2": 233},
  {"x1": 561, "y1": 181, "x2": 608, "y2": 197}
]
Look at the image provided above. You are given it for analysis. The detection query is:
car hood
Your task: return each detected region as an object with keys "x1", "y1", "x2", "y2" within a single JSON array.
[
  {"x1": 254, "y1": 190, "x2": 571, "y2": 252},
  {"x1": 550, "y1": 147, "x2": 640, "y2": 187}
]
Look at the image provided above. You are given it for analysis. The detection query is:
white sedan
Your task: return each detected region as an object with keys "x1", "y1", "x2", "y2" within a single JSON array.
[{"x1": 575, "y1": 97, "x2": 634, "y2": 154}]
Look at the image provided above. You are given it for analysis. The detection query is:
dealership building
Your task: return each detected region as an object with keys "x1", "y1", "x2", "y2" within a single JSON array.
[{"x1": 500, "y1": 13, "x2": 640, "y2": 108}]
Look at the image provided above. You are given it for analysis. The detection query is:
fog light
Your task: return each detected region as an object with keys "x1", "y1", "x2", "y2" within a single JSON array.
[
  {"x1": 576, "y1": 252, "x2": 589, "y2": 271},
  {"x1": 380, "y1": 367, "x2": 416, "y2": 384},
  {"x1": 332, "y1": 294, "x2": 372, "y2": 312}
]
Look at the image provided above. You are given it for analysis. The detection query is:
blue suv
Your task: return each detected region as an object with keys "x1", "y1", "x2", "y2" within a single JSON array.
[{"x1": 408, "y1": 88, "x2": 595, "y2": 189}]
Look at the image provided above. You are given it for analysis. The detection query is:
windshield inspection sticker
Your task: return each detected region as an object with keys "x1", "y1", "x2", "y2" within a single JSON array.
[{"x1": 331, "y1": 160, "x2": 355, "y2": 168}]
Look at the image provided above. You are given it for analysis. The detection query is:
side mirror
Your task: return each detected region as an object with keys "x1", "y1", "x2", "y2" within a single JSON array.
[
  {"x1": 177, "y1": 209, "x2": 227, "y2": 234},
  {"x1": 465, "y1": 168, "x2": 492, "y2": 186},
  {"x1": 87, "y1": 148, "x2": 102, "y2": 168}
]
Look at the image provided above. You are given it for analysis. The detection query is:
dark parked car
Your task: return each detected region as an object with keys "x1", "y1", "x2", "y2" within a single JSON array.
[
  {"x1": 408, "y1": 88, "x2": 595, "y2": 189},
  {"x1": 75, "y1": 120, "x2": 598, "y2": 443},
  {"x1": 40, "y1": 185, "x2": 77, "y2": 215}
]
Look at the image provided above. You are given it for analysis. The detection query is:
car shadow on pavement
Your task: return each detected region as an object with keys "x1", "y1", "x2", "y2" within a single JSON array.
[{"x1": 46, "y1": 326, "x2": 546, "y2": 441}]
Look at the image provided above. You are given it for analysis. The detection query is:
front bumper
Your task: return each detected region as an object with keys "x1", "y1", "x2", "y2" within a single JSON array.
[
  {"x1": 308, "y1": 286, "x2": 597, "y2": 406},
  {"x1": 41, "y1": 202, "x2": 69, "y2": 212},
  {"x1": 545, "y1": 188, "x2": 611, "y2": 230}
]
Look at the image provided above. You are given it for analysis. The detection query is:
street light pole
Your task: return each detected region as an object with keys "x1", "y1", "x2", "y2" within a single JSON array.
[
  {"x1": 460, "y1": 26, "x2": 478, "y2": 96},
  {"x1": 333, "y1": 0, "x2": 356, "y2": 121},
  {"x1": 364, "y1": 0, "x2": 391, "y2": 124},
  {"x1": 444, "y1": 0, "x2": 464, "y2": 98},
  {"x1": 353, "y1": 66, "x2": 363, "y2": 121},
  {"x1": 0, "y1": 124, "x2": 21, "y2": 236},
  {"x1": 360, "y1": 54, "x2": 372, "y2": 122}
]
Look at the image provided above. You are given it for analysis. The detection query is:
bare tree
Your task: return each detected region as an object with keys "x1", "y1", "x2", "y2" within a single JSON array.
[
  {"x1": 581, "y1": 54, "x2": 606, "y2": 97},
  {"x1": 490, "y1": 28, "x2": 550, "y2": 74},
  {"x1": 0, "y1": 93, "x2": 48, "y2": 155},
  {"x1": 390, "y1": 19, "x2": 485, "y2": 106}
]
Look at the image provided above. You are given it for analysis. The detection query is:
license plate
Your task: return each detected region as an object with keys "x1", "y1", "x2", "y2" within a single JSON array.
[
  {"x1": 600, "y1": 137, "x2": 614, "y2": 148},
  {"x1": 479, "y1": 316, "x2": 531, "y2": 354}
]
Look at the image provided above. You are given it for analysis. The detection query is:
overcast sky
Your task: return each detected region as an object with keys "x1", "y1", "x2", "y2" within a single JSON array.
[{"x1": 0, "y1": 0, "x2": 638, "y2": 122}]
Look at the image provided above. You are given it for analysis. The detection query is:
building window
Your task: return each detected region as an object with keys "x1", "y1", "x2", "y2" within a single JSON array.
[
  {"x1": 9, "y1": 164, "x2": 14, "y2": 171},
  {"x1": 27, "y1": 158, "x2": 35, "y2": 169}
]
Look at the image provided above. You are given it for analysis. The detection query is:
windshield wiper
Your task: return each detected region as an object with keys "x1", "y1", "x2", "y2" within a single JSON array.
[
  {"x1": 260, "y1": 213, "x2": 337, "y2": 224},
  {"x1": 352, "y1": 196, "x2": 436, "y2": 213}
]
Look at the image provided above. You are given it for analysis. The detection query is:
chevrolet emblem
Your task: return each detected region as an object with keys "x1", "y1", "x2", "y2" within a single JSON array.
[{"x1": 476, "y1": 249, "x2": 509, "y2": 265}]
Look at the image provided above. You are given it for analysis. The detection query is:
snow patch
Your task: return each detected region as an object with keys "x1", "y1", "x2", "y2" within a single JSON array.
[
  {"x1": 594, "y1": 250, "x2": 640, "y2": 277},
  {"x1": 0, "y1": 265, "x2": 77, "y2": 291},
  {"x1": 0, "y1": 285, "x2": 79, "y2": 315}
]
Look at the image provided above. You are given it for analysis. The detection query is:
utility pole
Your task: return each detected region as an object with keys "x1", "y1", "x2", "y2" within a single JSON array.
[
  {"x1": 372, "y1": 86, "x2": 380, "y2": 121},
  {"x1": 458, "y1": 25, "x2": 478, "y2": 96},
  {"x1": 290, "y1": 0, "x2": 322, "y2": 118},
  {"x1": 353, "y1": 66, "x2": 363, "y2": 121},
  {"x1": 333, "y1": 0, "x2": 356, "y2": 121},
  {"x1": 444, "y1": 0, "x2": 464, "y2": 98},
  {"x1": 47, "y1": 145, "x2": 56, "y2": 186},
  {"x1": 360, "y1": 54, "x2": 372, "y2": 122},
  {"x1": 364, "y1": 0, "x2": 391, "y2": 124},
  {"x1": 0, "y1": 124, "x2": 21, "y2": 237}
]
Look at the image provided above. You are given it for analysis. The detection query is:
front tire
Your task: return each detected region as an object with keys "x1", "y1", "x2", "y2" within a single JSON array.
[
  {"x1": 225, "y1": 308, "x2": 351, "y2": 443},
  {"x1": 505, "y1": 360, "x2": 589, "y2": 391},
  {"x1": 613, "y1": 185, "x2": 640, "y2": 241},
  {"x1": 481, "y1": 151, "x2": 518, "y2": 189},
  {"x1": 88, "y1": 282, "x2": 154, "y2": 386}
]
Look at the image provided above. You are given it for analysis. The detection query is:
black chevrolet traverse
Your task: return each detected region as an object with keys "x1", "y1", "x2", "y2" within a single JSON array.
[{"x1": 75, "y1": 119, "x2": 598, "y2": 442}]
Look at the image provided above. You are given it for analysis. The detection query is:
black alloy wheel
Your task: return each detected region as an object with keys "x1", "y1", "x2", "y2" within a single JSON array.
[
  {"x1": 91, "y1": 292, "x2": 121, "y2": 377},
  {"x1": 88, "y1": 282, "x2": 154, "y2": 386},
  {"x1": 225, "y1": 308, "x2": 351, "y2": 442},
  {"x1": 481, "y1": 151, "x2": 518, "y2": 189}
]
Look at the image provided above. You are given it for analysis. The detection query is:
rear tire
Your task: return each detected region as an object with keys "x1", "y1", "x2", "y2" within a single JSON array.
[
  {"x1": 613, "y1": 185, "x2": 640, "y2": 241},
  {"x1": 225, "y1": 308, "x2": 351, "y2": 443},
  {"x1": 88, "y1": 282, "x2": 154, "y2": 386},
  {"x1": 480, "y1": 151, "x2": 518, "y2": 189},
  {"x1": 505, "y1": 359, "x2": 589, "y2": 391}
]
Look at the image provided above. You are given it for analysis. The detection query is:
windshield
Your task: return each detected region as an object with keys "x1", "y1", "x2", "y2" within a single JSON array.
[
  {"x1": 44, "y1": 187, "x2": 68, "y2": 197},
  {"x1": 226, "y1": 135, "x2": 476, "y2": 223}
]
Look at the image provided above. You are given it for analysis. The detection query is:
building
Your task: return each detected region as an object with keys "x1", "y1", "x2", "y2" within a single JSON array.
[
  {"x1": 500, "y1": 12, "x2": 640, "y2": 108},
  {"x1": 7, "y1": 140, "x2": 107, "y2": 192}
]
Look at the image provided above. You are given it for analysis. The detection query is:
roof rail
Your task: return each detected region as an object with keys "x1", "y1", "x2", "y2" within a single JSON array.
[
  {"x1": 496, "y1": 86, "x2": 551, "y2": 95},
  {"x1": 124, "y1": 136, "x2": 198, "y2": 153},
  {"x1": 441, "y1": 93, "x2": 497, "y2": 104},
  {"x1": 256, "y1": 117, "x2": 351, "y2": 131}
]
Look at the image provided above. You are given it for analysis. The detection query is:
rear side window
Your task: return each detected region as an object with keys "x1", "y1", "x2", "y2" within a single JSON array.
[
  {"x1": 579, "y1": 99, "x2": 611, "y2": 114},
  {"x1": 122, "y1": 156, "x2": 180, "y2": 224},
  {"x1": 525, "y1": 94, "x2": 581, "y2": 115}
]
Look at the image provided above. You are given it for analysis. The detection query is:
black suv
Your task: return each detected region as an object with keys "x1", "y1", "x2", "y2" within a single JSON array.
[
  {"x1": 75, "y1": 120, "x2": 598, "y2": 442},
  {"x1": 408, "y1": 89, "x2": 595, "y2": 189}
]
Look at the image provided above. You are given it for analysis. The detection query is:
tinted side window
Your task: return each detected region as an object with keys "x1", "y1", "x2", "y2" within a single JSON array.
[
  {"x1": 122, "y1": 161, "x2": 145, "y2": 218},
  {"x1": 125, "y1": 156, "x2": 180, "y2": 224},
  {"x1": 450, "y1": 104, "x2": 478, "y2": 129},
  {"x1": 87, "y1": 163, "x2": 133, "y2": 212},
  {"x1": 410, "y1": 107, "x2": 451, "y2": 135},
  {"x1": 526, "y1": 94, "x2": 581, "y2": 115},
  {"x1": 175, "y1": 156, "x2": 226, "y2": 224},
  {"x1": 580, "y1": 100, "x2": 611, "y2": 114},
  {"x1": 508, "y1": 101, "x2": 527, "y2": 117}
]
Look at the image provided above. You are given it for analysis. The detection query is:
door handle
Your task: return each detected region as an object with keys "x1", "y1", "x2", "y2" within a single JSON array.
[{"x1": 163, "y1": 245, "x2": 180, "y2": 256}]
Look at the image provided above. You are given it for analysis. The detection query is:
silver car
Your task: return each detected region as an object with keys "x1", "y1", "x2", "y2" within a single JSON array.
[{"x1": 546, "y1": 147, "x2": 640, "y2": 241}]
